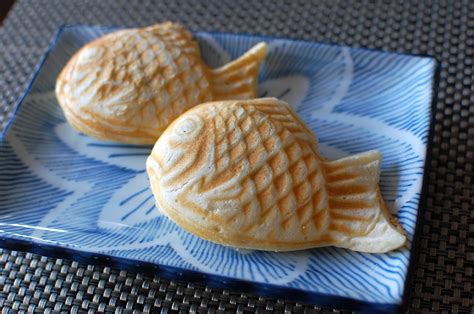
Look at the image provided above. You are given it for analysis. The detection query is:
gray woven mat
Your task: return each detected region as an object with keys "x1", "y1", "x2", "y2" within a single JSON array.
[{"x1": 0, "y1": 0, "x2": 473, "y2": 312}]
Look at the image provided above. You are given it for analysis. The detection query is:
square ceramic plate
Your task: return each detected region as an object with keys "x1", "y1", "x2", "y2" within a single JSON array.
[{"x1": 0, "y1": 25, "x2": 437, "y2": 312}]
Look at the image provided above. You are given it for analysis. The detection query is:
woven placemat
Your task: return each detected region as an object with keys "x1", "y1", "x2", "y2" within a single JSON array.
[{"x1": 0, "y1": 0, "x2": 473, "y2": 312}]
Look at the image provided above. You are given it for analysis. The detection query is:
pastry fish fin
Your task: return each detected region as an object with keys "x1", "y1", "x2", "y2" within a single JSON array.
[
  {"x1": 210, "y1": 42, "x2": 268, "y2": 100},
  {"x1": 323, "y1": 150, "x2": 407, "y2": 253}
]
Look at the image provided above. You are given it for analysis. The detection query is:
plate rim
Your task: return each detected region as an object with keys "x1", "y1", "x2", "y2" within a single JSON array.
[
  {"x1": 0, "y1": 24, "x2": 440, "y2": 312},
  {"x1": 398, "y1": 56, "x2": 440, "y2": 314}
]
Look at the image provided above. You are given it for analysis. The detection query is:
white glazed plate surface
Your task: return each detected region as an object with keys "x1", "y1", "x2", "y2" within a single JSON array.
[{"x1": 0, "y1": 26, "x2": 437, "y2": 311}]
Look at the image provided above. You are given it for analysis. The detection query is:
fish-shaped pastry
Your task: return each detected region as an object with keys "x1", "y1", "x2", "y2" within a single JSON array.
[
  {"x1": 146, "y1": 98, "x2": 407, "y2": 253},
  {"x1": 55, "y1": 22, "x2": 268, "y2": 144}
]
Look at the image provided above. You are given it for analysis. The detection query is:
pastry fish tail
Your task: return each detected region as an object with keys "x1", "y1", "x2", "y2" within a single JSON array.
[
  {"x1": 323, "y1": 150, "x2": 407, "y2": 253},
  {"x1": 210, "y1": 42, "x2": 267, "y2": 100}
]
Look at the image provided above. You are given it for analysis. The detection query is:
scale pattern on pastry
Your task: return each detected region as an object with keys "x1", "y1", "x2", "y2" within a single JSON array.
[
  {"x1": 55, "y1": 22, "x2": 267, "y2": 144},
  {"x1": 146, "y1": 98, "x2": 407, "y2": 253}
]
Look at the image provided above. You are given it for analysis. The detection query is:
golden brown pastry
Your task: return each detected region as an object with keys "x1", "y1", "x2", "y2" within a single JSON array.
[
  {"x1": 55, "y1": 22, "x2": 267, "y2": 144},
  {"x1": 146, "y1": 98, "x2": 407, "y2": 253}
]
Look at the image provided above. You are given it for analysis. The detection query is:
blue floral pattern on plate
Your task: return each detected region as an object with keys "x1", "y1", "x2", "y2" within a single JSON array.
[{"x1": 0, "y1": 26, "x2": 436, "y2": 310}]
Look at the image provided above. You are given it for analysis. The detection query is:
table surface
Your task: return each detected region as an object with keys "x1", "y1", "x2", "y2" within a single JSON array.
[{"x1": 0, "y1": 0, "x2": 473, "y2": 313}]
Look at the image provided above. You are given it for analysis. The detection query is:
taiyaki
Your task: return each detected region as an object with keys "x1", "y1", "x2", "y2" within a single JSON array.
[
  {"x1": 146, "y1": 98, "x2": 407, "y2": 253},
  {"x1": 55, "y1": 22, "x2": 267, "y2": 144}
]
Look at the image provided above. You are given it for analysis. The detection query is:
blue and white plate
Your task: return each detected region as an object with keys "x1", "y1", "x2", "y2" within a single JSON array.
[{"x1": 0, "y1": 26, "x2": 437, "y2": 312}]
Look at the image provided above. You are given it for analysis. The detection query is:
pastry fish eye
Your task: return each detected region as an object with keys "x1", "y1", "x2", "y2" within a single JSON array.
[
  {"x1": 76, "y1": 46, "x2": 105, "y2": 65},
  {"x1": 171, "y1": 116, "x2": 204, "y2": 142}
]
